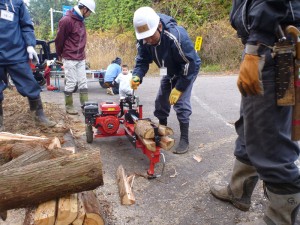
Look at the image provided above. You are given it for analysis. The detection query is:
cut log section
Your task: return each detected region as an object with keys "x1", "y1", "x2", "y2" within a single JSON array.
[
  {"x1": 0, "y1": 150, "x2": 103, "y2": 211},
  {"x1": 117, "y1": 165, "x2": 135, "y2": 205},
  {"x1": 55, "y1": 194, "x2": 78, "y2": 225},
  {"x1": 134, "y1": 120, "x2": 155, "y2": 139},
  {"x1": 81, "y1": 191, "x2": 104, "y2": 225},
  {"x1": 72, "y1": 193, "x2": 86, "y2": 225},
  {"x1": 34, "y1": 200, "x2": 57, "y2": 225},
  {"x1": 157, "y1": 124, "x2": 174, "y2": 136},
  {"x1": 159, "y1": 136, "x2": 175, "y2": 151},
  {"x1": 24, "y1": 207, "x2": 35, "y2": 225},
  {"x1": 137, "y1": 135, "x2": 156, "y2": 152}
]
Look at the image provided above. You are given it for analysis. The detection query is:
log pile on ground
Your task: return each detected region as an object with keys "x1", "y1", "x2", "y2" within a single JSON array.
[
  {"x1": 0, "y1": 132, "x2": 105, "y2": 225},
  {"x1": 134, "y1": 120, "x2": 175, "y2": 151}
]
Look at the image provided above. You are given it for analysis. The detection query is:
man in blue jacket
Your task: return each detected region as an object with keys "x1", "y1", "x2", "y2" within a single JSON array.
[
  {"x1": 131, "y1": 6, "x2": 201, "y2": 154},
  {"x1": 0, "y1": 0, "x2": 56, "y2": 130},
  {"x1": 210, "y1": 1, "x2": 300, "y2": 224}
]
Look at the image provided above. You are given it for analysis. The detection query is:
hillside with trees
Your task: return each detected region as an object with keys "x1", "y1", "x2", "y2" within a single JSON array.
[{"x1": 28, "y1": 0, "x2": 242, "y2": 72}]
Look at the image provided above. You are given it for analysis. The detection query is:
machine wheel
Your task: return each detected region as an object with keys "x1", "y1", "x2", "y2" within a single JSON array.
[{"x1": 86, "y1": 125, "x2": 93, "y2": 143}]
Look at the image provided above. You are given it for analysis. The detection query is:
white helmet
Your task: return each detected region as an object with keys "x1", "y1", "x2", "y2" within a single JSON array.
[
  {"x1": 133, "y1": 7, "x2": 160, "y2": 40},
  {"x1": 79, "y1": 0, "x2": 95, "y2": 13}
]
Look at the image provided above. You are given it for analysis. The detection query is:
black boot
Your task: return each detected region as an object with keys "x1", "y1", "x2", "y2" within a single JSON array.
[
  {"x1": 28, "y1": 97, "x2": 56, "y2": 127},
  {"x1": 0, "y1": 101, "x2": 3, "y2": 131},
  {"x1": 173, "y1": 122, "x2": 189, "y2": 154},
  {"x1": 159, "y1": 118, "x2": 167, "y2": 126}
]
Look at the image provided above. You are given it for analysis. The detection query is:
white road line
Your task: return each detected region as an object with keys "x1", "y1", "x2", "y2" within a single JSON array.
[{"x1": 192, "y1": 95, "x2": 234, "y2": 129}]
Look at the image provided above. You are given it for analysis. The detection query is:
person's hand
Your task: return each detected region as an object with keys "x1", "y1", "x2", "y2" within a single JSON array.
[
  {"x1": 131, "y1": 75, "x2": 140, "y2": 90},
  {"x1": 237, "y1": 45, "x2": 265, "y2": 96},
  {"x1": 27, "y1": 46, "x2": 39, "y2": 64},
  {"x1": 169, "y1": 88, "x2": 182, "y2": 105}
]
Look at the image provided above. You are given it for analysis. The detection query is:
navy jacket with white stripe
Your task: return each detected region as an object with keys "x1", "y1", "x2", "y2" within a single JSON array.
[{"x1": 133, "y1": 14, "x2": 201, "y2": 92}]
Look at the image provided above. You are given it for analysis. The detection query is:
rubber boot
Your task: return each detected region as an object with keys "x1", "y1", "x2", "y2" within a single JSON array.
[
  {"x1": 0, "y1": 101, "x2": 3, "y2": 131},
  {"x1": 173, "y1": 122, "x2": 189, "y2": 154},
  {"x1": 239, "y1": 188, "x2": 300, "y2": 225},
  {"x1": 210, "y1": 159, "x2": 258, "y2": 211},
  {"x1": 64, "y1": 91, "x2": 78, "y2": 115},
  {"x1": 159, "y1": 118, "x2": 167, "y2": 126},
  {"x1": 79, "y1": 88, "x2": 89, "y2": 106},
  {"x1": 28, "y1": 98, "x2": 56, "y2": 127}
]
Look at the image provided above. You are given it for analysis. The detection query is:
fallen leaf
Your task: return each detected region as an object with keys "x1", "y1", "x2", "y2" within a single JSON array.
[{"x1": 193, "y1": 155, "x2": 202, "y2": 163}]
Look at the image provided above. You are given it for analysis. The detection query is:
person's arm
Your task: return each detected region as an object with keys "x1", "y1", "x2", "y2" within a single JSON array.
[
  {"x1": 132, "y1": 40, "x2": 153, "y2": 82},
  {"x1": 115, "y1": 74, "x2": 121, "y2": 84},
  {"x1": 55, "y1": 18, "x2": 71, "y2": 59},
  {"x1": 19, "y1": 1, "x2": 36, "y2": 47},
  {"x1": 171, "y1": 27, "x2": 200, "y2": 92}
]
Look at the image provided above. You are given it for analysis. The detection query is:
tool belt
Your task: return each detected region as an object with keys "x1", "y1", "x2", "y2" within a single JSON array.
[{"x1": 273, "y1": 40, "x2": 295, "y2": 106}]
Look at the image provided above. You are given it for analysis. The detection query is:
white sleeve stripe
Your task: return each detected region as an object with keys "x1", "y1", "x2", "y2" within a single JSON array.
[{"x1": 164, "y1": 30, "x2": 190, "y2": 76}]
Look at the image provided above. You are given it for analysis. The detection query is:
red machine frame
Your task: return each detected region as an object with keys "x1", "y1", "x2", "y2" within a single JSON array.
[{"x1": 83, "y1": 96, "x2": 165, "y2": 178}]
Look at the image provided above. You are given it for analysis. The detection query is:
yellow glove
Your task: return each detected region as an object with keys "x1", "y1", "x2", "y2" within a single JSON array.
[
  {"x1": 237, "y1": 53, "x2": 265, "y2": 96},
  {"x1": 131, "y1": 75, "x2": 140, "y2": 90},
  {"x1": 169, "y1": 88, "x2": 182, "y2": 105}
]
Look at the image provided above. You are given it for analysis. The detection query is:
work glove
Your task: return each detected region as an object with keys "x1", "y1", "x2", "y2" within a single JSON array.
[
  {"x1": 237, "y1": 44, "x2": 265, "y2": 96},
  {"x1": 27, "y1": 46, "x2": 39, "y2": 64},
  {"x1": 169, "y1": 88, "x2": 182, "y2": 105},
  {"x1": 131, "y1": 75, "x2": 140, "y2": 90}
]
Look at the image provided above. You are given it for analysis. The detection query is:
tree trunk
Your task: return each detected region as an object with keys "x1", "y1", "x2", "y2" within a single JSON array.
[{"x1": 0, "y1": 150, "x2": 103, "y2": 211}]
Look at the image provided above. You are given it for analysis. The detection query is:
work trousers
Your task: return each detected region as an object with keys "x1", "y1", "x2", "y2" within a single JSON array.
[
  {"x1": 0, "y1": 62, "x2": 40, "y2": 101},
  {"x1": 63, "y1": 59, "x2": 87, "y2": 93},
  {"x1": 234, "y1": 48, "x2": 300, "y2": 191},
  {"x1": 154, "y1": 75, "x2": 196, "y2": 124}
]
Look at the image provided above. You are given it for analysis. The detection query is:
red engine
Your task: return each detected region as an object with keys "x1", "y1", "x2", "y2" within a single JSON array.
[{"x1": 95, "y1": 102, "x2": 121, "y2": 135}]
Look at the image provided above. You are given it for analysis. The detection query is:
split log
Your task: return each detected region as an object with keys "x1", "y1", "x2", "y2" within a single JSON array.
[
  {"x1": 34, "y1": 200, "x2": 57, "y2": 225},
  {"x1": 55, "y1": 194, "x2": 78, "y2": 225},
  {"x1": 117, "y1": 165, "x2": 135, "y2": 205},
  {"x1": 72, "y1": 193, "x2": 86, "y2": 225},
  {"x1": 0, "y1": 132, "x2": 48, "y2": 142},
  {"x1": 0, "y1": 150, "x2": 103, "y2": 212},
  {"x1": 134, "y1": 120, "x2": 154, "y2": 139},
  {"x1": 159, "y1": 136, "x2": 175, "y2": 151},
  {"x1": 81, "y1": 191, "x2": 105, "y2": 225},
  {"x1": 0, "y1": 148, "x2": 72, "y2": 172},
  {"x1": 137, "y1": 135, "x2": 156, "y2": 152},
  {"x1": 157, "y1": 124, "x2": 174, "y2": 136}
]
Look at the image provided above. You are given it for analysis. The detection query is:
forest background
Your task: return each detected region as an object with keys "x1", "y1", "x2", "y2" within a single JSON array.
[{"x1": 27, "y1": 0, "x2": 243, "y2": 73}]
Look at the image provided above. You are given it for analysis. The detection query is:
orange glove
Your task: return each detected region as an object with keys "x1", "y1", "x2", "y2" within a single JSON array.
[
  {"x1": 237, "y1": 53, "x2": 265, "y2": 96},
  {"x1": 131, "y1": 75, "x2": 140, "y2": 90},
  {"x1": 169, "y1": 88, "x2": 182, "y2": 105}
]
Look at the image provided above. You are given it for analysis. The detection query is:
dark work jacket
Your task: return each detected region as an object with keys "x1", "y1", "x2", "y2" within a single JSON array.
[
  {"x1": 55, "y1": 9, "x2": 87, "y2": 60},
  {"x1": 0, "y1": 0, "x2": 36, "y2": 65},
  {"x1": 230, "y1": 0, "x2": 300, "y2": 45},
  {"x1": 133, "y1": 14, "x2": 201, "y2": 92}
]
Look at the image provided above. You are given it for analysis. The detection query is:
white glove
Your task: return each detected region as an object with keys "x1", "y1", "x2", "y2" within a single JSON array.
[{"x1": 27, "y1": 46, "x2": 39, "y2": 64}]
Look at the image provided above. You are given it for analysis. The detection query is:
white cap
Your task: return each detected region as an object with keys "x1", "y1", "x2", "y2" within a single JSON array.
[
  {"x1": 133, "y1": 7, "x2": 160, "y2": 40},
  {"x1": 79, "y1": 0, "x2": 95, "y2": 13}
]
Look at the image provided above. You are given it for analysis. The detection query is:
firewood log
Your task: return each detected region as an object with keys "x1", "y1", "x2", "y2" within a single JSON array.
[
  {"x1": 34, "y1": 200, "x2": 56, "y2": 225},
  {"x1": 81, "y1": 191, "x2": 104, "y2": 225},
  {"x1": 72, "y1": 193, "x2": 86, "y2": 225},
  {"x1": 116, "y1": 165, "x2": 135, "y2": 205},
  {"x1": 0, "y1": 150, "x2": 103, "y2": 212},
  {"x1": 55, "y1": 194, "x2": 78, "y2": 225},
  {"x1": 159, "y1": 136, "x2": 175, "y2": 151},
  {"x1": 134, "y1": 120, "x2": 154, "y2": 139}
]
